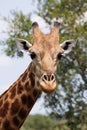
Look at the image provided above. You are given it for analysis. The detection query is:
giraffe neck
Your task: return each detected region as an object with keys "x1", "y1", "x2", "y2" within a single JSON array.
[{"x1": 0, "y1": 62, "x2": 41, "y2": 130}]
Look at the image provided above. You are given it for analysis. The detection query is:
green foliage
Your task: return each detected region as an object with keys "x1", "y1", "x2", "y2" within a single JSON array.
[
  {"x1": 2, "y1": 11, "x2": 32, "y2": 57},
  {"x1": 20, "y1": 114, "x2": 69, "y2": 130}
]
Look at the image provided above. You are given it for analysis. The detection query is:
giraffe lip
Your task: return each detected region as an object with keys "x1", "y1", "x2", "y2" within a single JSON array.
[{"x1": 40, "y1": 80, "x2": 57, "y2": 93}]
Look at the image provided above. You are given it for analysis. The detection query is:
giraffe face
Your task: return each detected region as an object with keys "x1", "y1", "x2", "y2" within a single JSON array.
[
  {"x1": 28, "y1": 42, "x2": 63, "y2": 93},
  {"x1": 16, "y1": 22, "x2": 76, "y2": 93}
]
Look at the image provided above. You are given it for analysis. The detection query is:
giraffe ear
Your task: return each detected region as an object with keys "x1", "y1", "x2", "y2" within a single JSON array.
[
  {"x1": 60, "y1": 39, "x2": 76, "y2": 55},
  {"x1": 16, "y1": 38, "x2": 32, "y2": 52}
]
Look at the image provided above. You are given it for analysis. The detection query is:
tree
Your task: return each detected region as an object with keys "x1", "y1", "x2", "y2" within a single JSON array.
[{"x1": 1, "y1": 11, "x2": 32, "y2": 57}]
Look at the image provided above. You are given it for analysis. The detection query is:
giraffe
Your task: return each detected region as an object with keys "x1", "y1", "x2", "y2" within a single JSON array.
[{"x1": 0, "y1": 21, "x2": 76, "y2": 130}]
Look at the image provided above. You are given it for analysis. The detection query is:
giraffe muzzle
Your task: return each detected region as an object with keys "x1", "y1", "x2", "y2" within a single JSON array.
[{"x1": 40, "y1": 73, "x2": 57, "y2": 93}]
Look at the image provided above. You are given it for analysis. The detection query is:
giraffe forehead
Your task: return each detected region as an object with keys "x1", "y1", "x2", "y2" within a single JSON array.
[
  {"x1": 37, "y1": 35, "x2": 58, "y2": 45},
  {"x1": 32, "y1": 43, "x2": 58, "y2": 58},
  {"x1": 33, "y1": 36, "x2": 59, "y2": 53}
]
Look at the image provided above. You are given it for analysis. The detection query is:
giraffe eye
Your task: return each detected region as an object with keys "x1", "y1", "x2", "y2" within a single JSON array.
[
  {"x1": 30, "y1": 52, "x2": 37, "y2": 59},
  {"x1": 57, "y1": 53, "x2": 63, "y2": 60}
]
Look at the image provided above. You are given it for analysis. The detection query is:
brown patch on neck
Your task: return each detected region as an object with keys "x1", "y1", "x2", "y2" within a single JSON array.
[
  {"x1": 21, "y1": 71, "x2": 27, "y2": 82},
  {"x1": 10, "y1": 85, "x2": 16, "y2": 99},
  {"x1": 3, "y1": 119, "x2": 15, "y2": 130},
  {"x1": 25, "y1": 81, "x2": 31, "y2": 91},
  {"x1": 29, "y1": 72, "x2": 35, "y2": 87},
  {"x1": 0, "y1": 101, "x2": 9, "y2": 117},
  {"x1": 0, "y1": 99, "x2": 3, "y2": 107},
  {"x1": 18, "y1": 108, "x2": 28, "y2": 119},
  {"x1": 12, "y1": 116, "x2": 20, "y2": 127},
  {"x1": 17, "y1": 81, "x2": 24, "y2": 94},
  {"x1": 10, "y1": 99, "x2": 20, "y2": 115}
]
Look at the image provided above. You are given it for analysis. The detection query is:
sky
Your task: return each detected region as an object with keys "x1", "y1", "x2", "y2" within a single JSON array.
[{"x1": 0, "y1": 0, "x2": 49, "y2": 115}]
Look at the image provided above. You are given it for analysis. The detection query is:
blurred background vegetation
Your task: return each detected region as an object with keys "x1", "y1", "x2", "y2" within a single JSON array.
[
  {"x1": 0, "y1": 0, "x2": 87, "y2": 129},
  {"x1": 21, "y1": 114, "x2": 69, "y2": 130}
]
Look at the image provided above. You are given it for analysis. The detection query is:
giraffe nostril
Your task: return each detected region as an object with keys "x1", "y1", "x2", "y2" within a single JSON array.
[
  {"x1": 42, "y1": 74, "x2": 55, "y2": 82},
  {"x1": 51, "y1": 74, "x2": 55, "y2": 81},
  {"x1": 43, "y1": 75, "x2": 48, "y2": 81}
]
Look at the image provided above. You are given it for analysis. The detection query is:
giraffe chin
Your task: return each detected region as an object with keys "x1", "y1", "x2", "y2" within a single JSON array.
[{"x1": 40, "y1": 81, "x2": 57, "y2": 93}]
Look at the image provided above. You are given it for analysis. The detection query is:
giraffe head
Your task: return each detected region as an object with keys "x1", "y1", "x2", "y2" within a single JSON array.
[{"x1": 16, "y1": 22, "x2": 76, "y2": 93}]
